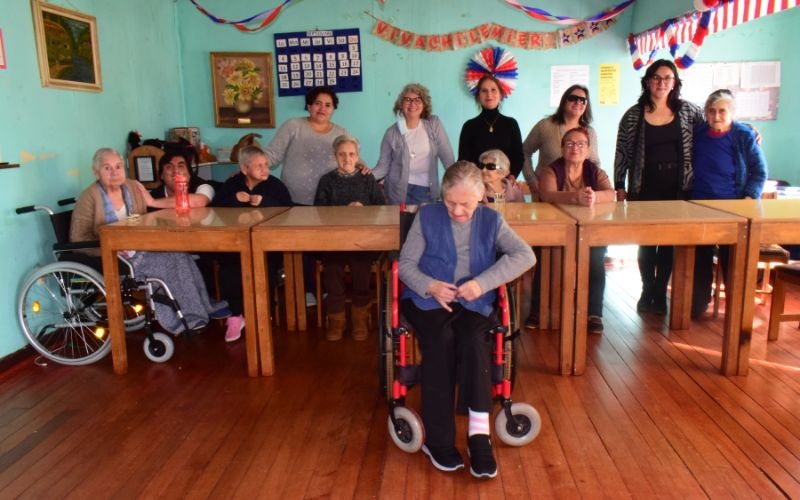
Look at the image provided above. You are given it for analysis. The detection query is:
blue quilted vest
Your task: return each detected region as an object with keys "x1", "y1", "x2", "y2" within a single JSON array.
[{"x1": 403, "y1": 203, "x2": 500, "y2": 316}]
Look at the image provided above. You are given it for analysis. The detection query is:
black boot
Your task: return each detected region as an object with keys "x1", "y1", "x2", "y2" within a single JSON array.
[{"x1": 637, "y1": 283, "x2": 653, "y2": 312}]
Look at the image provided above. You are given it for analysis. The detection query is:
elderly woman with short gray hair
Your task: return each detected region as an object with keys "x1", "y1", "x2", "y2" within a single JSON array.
[{"x1": 399, "y1": 161, "x2": 534, "y2": 478}]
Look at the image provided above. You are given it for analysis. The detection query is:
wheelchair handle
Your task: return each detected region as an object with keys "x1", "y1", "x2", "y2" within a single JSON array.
[
  {"x1": 58, "y1": 197, "x2": 76, "y2": 206},
  {"x1": 15, "y1": 205, "x2": 54, "y2": 216}
]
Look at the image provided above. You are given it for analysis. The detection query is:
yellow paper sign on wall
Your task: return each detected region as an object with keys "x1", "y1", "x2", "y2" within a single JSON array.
[{"x1": 598, "y1": 63, "x2": 619, "y2": 105}]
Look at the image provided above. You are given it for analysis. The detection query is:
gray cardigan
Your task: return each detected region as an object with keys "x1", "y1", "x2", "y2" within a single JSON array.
[{"x1": 372, "y1": 115, "x2": 455, "y2": 205}]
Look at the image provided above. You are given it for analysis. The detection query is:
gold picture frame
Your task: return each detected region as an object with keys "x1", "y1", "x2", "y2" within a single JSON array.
[
  {"x1": 211, "y1": 52, "x2": 275, "y2": 128},
  {"x1": 31, "y1": 0, "x2": 102, "y2": 92}
]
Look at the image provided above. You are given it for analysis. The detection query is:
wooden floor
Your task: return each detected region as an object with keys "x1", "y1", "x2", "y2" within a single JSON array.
[{"x1": 2, "y1": 262, "x2": 800, "y2": 498}]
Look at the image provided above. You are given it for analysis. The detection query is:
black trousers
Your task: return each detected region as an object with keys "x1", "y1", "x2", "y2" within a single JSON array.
[
  {"x1": 692, "y1": 245, "x2": 729, "y2": 316},
  {"x1": 638, "y1": 245, "x2": 673, "y2": 301},
  {"x1": 401, "y1": 299, "x2": 496, "y2": 448}
]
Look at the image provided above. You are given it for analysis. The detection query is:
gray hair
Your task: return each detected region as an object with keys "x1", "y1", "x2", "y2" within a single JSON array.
[
  {"x1": 332, "y1": 133, "x2": 360, "y2": 153},
  {"x1": 238, "y1": 145, "x2": 267, "y2": 168},
  {"x1": 91, "y1": 147, "x2": 122, "y2": 175},
  {"x1": 392, "y1": 83, "x2": 433, "y2": 119},
  {"x1": 441, "y1": 161, "x2": 485, "y2": 198},
  {"x1": 705, "y1": 88, "x2": 736, "y2": 114},
  {"x1": 478, "y1": 149, "x2": 510, "y2": 173}
]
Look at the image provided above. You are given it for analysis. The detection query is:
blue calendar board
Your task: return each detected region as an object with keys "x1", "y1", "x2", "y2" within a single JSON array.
[{"x1": 274, "y1": 28, "x2": 362, "y2": 97}]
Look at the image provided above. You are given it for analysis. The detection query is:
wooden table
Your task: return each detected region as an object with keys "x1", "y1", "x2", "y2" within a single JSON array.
[
  {"x1": 251, "y1": 206, "x2": 400, "y2": 376},
  {"x1": 556, "y1": 200, "x2": 748, "y2": 376},
  {"x1": 501, "y1": 203, "x2": 578, "y2": 375},
  {"x1": 692, "y1": 199, "x2": 800, "y2": 371},
  {"x1": 99, "y1": 207, "x2": 288, "y2": 376}
]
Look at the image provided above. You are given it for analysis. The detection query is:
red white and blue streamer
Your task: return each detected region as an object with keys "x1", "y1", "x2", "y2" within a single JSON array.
[
  {"x1": 628, "y1": 0, "x2": 798, "y2": 69},
  {"x1": 504, "y1": 0, "x2": 636, "y2": 26},
  {"x1": 465, "y1": 46, "x2": 519, "y2": 96},
  {"x1": 188, "y1": 0, "x2": 293, "y2": 32}
]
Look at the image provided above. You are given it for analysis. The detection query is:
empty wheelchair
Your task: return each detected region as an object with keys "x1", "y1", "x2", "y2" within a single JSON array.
[
  {"x1": 380, "y1": 210, "x2": 541, "y2": 453},
  {"x1": 16, "y1": 200, "x2": 187, "y2": 365}
]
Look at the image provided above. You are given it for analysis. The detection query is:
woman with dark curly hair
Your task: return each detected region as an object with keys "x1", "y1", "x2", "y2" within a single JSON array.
[
  {"x1": 613, "y1": 59, "x2": 704, "y2": 315},
  {"x1": 373, "y1": 82, "x2": 454, "y2": 205}
]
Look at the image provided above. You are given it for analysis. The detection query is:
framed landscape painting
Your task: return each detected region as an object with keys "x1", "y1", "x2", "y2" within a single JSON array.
[
  {"x1": 211, "y1": 52, "x2": 275, "y2": 128},
  {"x1": 31, "y1": 0, "x2": 102, "y2": 92}
]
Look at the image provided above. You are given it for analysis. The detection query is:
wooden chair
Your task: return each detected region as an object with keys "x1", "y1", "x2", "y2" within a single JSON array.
[
  {"x1": 315, "y1": 256, "x2": 386, "y2": 328},
  {"x1": 127, "y1": 145, "x2": 164, "y2": 190},
  {"x1": 713, "y1": 244, "x2": 790, "y2": 318},
  {"x1": 767, "y1": 263, "x2": 800, "y2": 340}
]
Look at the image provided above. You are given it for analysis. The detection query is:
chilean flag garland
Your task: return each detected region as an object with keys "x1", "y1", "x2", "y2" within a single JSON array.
[{"x1": 629, "y1": 0, "x2": 798, "y2": 69}]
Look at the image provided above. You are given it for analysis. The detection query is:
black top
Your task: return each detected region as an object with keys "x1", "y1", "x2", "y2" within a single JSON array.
[
  {"x1": 458, "y1": 107, "x2": 524, "y2": 178},
  {"x1": 212, "y1": 173, "x2": 292, "y2": 207},
  {"x1": 314, "y1": 170, "x2": 385, "y2": 206},
  {"x1": 644, "y1": 118, "x2": 681, "y2": 165}
]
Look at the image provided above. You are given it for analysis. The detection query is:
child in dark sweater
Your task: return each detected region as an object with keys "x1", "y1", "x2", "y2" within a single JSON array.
[{"x1": 314, "y1": 134, "x2": 385, "y2": 340}]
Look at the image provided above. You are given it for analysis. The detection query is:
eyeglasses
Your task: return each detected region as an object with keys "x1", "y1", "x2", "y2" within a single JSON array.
[
  {"x1": 564, "y1": 141, "x2": 588, "y2": 150},
  {"x1": 566, "y1": 95, "x2": 587, "y2": 105},
  {"x1": 403, "y1": 97, "x2": 423, "y2": 105},
  {"x1": 478, "y1": 162, "x2": 501, "y2": 171},
  {"x1": 650, "y1": 75, "x2": 675, "y2": 84}
]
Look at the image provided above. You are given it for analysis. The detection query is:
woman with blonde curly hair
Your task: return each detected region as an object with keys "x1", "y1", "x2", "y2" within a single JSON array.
[{"x1": 373, "y1": 82, "x2": 455, "y2": 205}]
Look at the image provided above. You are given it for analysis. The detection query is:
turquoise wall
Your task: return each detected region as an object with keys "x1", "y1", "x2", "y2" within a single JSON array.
[
  {"x1": 0, "y1": 0, "x2": 183, "y2": 356},
  {"x1": 1, "y1": 0, "x2": 797, "y2": 359}
]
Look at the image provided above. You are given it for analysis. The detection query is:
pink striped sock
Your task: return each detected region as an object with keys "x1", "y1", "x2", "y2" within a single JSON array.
[{"x1": 468, "y1": 408, "x2": 490, "y2": 437}]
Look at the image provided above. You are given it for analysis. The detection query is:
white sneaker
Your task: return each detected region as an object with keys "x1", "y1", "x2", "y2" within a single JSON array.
[{"x1": 305, "y1": 292, "x2": 317, "y2": 307}]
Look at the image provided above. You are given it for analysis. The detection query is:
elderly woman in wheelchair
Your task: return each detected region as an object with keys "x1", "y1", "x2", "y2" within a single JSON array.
[
  {"x1": 397, "y1": 161, "x2": 535, "y2": 478},
  {"x1": 70, "y1": 147, "x2": 230, "y2": 335}
]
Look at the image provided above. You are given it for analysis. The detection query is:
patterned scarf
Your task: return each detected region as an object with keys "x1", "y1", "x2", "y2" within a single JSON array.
[{"x1": 97, "y1": 181, "x2": 134, "y2": 224}]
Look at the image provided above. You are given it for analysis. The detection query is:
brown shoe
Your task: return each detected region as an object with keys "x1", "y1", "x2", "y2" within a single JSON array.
[
  {"x1": 351, "y1": 304, "x2": 370, "y2": 341},
  {"x1": 325, "y1": 312, "x2": 346, "y2": 341}
]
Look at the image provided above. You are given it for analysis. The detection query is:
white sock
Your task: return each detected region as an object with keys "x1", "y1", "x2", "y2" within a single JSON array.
[{"x1": 468, "y1": 408, "x2": 490, "y2": 437}]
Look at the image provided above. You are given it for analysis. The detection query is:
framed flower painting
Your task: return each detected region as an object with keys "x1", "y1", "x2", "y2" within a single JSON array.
[{"x1": 211, "y1": 52, "x2": 275, "y2": 128}]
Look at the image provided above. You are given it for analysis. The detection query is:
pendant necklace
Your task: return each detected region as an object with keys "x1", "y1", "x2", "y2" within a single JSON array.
[
  {"x1": 482, "y1": 115, "x2": 500, "y2": 133},
  {"x1": 407, "y1": 126, "x2": 419, "y2": 159}
]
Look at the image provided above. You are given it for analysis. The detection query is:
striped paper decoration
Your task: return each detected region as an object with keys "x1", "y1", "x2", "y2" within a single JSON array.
[{"x1": 629, "y1": 0, "x2": 798, "y2": 68}]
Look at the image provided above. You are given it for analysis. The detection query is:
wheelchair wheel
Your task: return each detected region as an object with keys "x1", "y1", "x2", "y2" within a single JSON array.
[
  {"x1": 143, "y1": 332, "x2": 174, "y2": 363},
  {"x1": 494, "y1": 402, "x2": 541, "y2": 447},
  {"x1": 388, "y1": 406, "x2": 424, "y2": 453},
  {"x1": 18, "y1": 262, "x2": 113, "y2": 366}
]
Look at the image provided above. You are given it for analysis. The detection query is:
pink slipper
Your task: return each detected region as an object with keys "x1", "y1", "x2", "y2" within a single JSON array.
[{"x1": 225, "y1": 315, "x2": 245, "y2": 342}]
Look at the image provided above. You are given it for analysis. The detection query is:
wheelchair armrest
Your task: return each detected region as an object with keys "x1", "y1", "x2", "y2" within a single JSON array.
[{"x1": 53, "y1": 240, "x2": 100, "y2": 252}]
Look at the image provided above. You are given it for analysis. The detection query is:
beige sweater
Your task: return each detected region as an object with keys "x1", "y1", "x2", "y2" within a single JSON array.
[{"x1": 70, "y1": 179, "x2": 147, "y2": 246}]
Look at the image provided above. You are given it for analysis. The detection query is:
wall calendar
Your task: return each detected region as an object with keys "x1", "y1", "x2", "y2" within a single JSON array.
[{"x1": 273, "y1": 28, "x2": 362, "y2": 97}]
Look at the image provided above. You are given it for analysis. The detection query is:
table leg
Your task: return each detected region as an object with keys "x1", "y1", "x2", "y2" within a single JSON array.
[
  {"x1": 670, "y1": 246, "x2": 693, "y2": 330},
  {"x1": 551, "y1": 249, "x2": 563, "y2": 329},
  {"x1": 539, "y1": 248, "x2": 551, "y2": 330},
  {"x1": 253, "y1": 247, "x2": 274, "y2": 376},
  {"x1": 284, "y1": 252, "x2": 297, "y2": 331},
  {"x1": 573, "y1": 229, "x2": 589, "y2": 375},
  {"x1": 240, "y1": 246, "x2": 259, "y2": 377},
  {"x1": 293, "y1": 253, "x2": 307, "y2": 331},
  {"x1": 100, "y1": 246, "x2": 127, "y2": 374},
  {"x1": 561, "y1": 234, "x2": 576, "y2": 376},
  {"x1": 727, "y1": 227, "x2": 749, "y2": 375}
]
